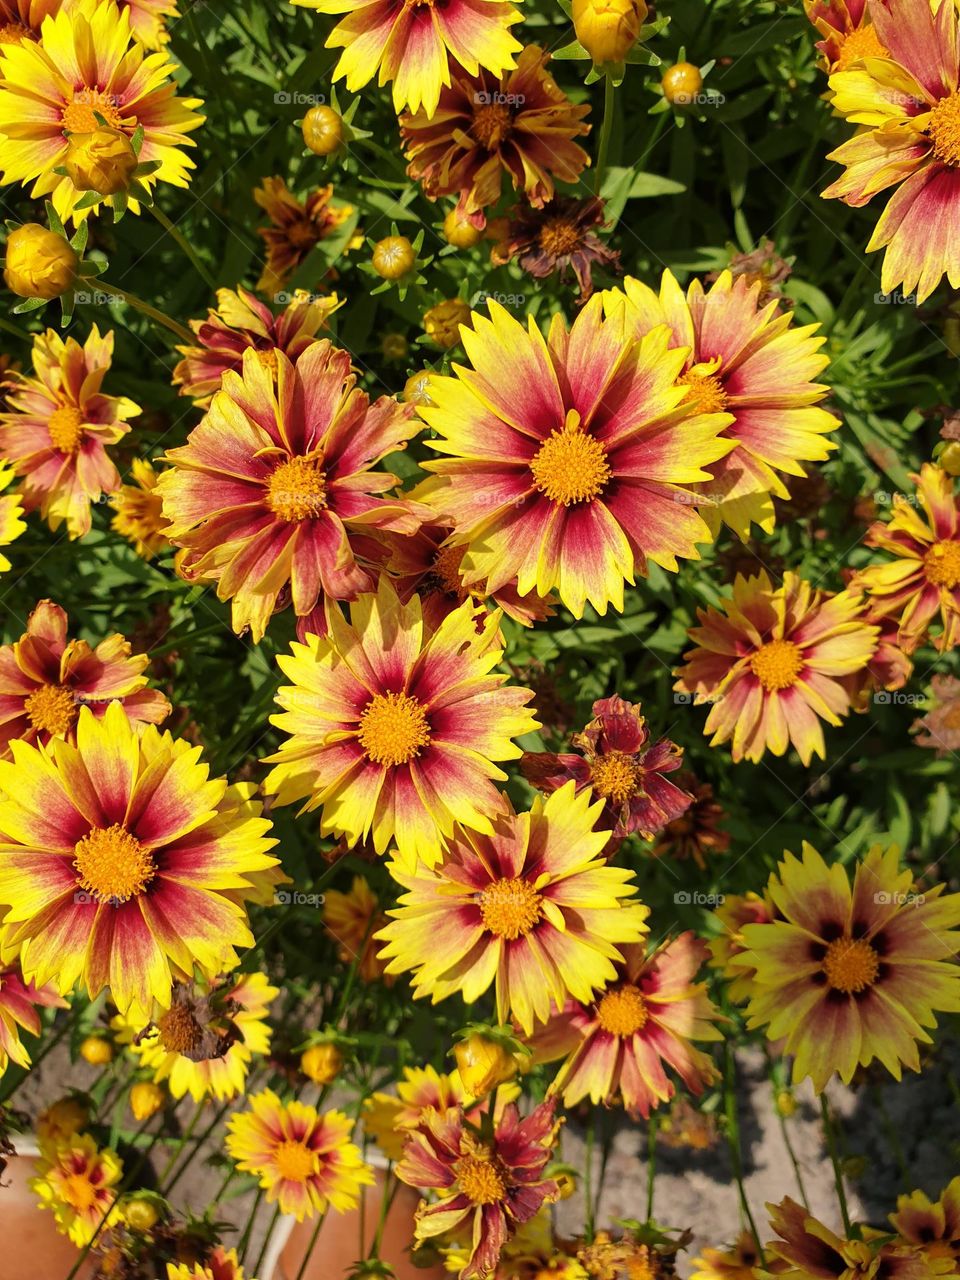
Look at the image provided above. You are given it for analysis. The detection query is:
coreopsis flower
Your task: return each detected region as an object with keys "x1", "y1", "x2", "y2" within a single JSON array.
[
  {"x1": 420, "y1": 296, "x2": 735, "y2": 618},
  {"x1": 291, "y1": 0, "x2": 522, "y2": 119},
  {"x1": 0, "y1": 598, "x2": 171, "y2": 756},
  {"x1": 522, "y1": 695, "x2": 692, "y2": 843},
  {"x1": 253, "y1": 178, "x2": 352, "y2": 295},
  {"x1": 605, "y1": 270, "x2": 839, "y2": 537},
  {"x1": 36, "y1": 1095, "x2": 89, "y2": 1143},
  {"x1": 225, "y1": 1088, "x2": 374, "y2": 1221},
  {"x1": 573, "y1": 0, "x2": 647, "y2": 67},
  {"x1": 913, "y1": 674, "x2": 960, "y2": 753},
  {"x1": 493, "y1": 196, "x2": 620, "y2": 304},
  {"x1": 3, "y1": 222, "x2": 78, "y2": 298},
  {"x1": 386, "y1": 512, "x2": 554, "y2": 631},
  {"x1": 690, "y1": 1231, "x2": 762, "y2": 1280},
  {"x1": 650, "y1": 772, "x2": 729, "y2": 869},
  {"x1": 674, "y1": 571, "x2": 879, "y2": 766},
  {"x1": 397, "y1": 1099, "x2": 560, "y2": 1280},
  {"x1": 166, "y1": 1248, "x2": 249, "y2": 1280},
  {"x1": 0, "y1": 0, "x2": 203, "y2": 222},
  {"x1": 116, "y1": 0, "x2": 179, "y2": 48},
  {"x1": 0, "y1": 326, "x2": 138, "y2": 538},
  {"x1": 890, "y1": 1178, "x2": 960, "y2": 1272},
  {"x1": 263, "y1": 580, "x2": 537, "y2": 870},
  {"x1": 110, "y1": 459, "x2": 172, "y2": 558},
  {"x1": 159, "y1": 343, "x2": 421, "y2": 642},
  {"x1": 376, "y1": 780, "x2": 650, "y2": 1033},
  {"x1": 0, "y1": 961, "x2": 65, "y2": 1073},
  {"x1": 0, "y1": 0, "x2": 60, "y2": 46},
  {"x1": 551, "y1": 933, "x2": 723, "y2": 1118},
  {"x1": 31, "y1": 1132, "x2": 122, "y2": 1246},
  {"x1": 400, "y1": 46, "x2": 590, "y2": 227},
  {"x1": 767, "y1": 1198, "x2": 929, "y2": 1280},
  {"x1": 852, "y1": 464, "x2": 960, "y2": 654},
  {"x1": 742, "y1": 843, "x2": 960, "y2": 1091},
  {"x1": 0, "y1": 465, "x2": 25, "y2": 572},
  {"x1": 707, "y1": 890, "x2": 778, "y2": 1004},
  {"x1": 803, "y1": 0, "x2": 884, "y2": 74},
  {"x1": 323, "y1": 875, "x2": 391, "y2": 983},
  {"x1": 173, "y1": 286, "x2": 340, "y2": 406},
  {"x1": 113, "y1": 971, "x2": 278, "y2": 1102},
  {"x1": 0, "y1": 701, "x2": 279, "y2": 1017},
  {"x1": 363, "y1": 1062, "x2": 507, "y2": 1160}
]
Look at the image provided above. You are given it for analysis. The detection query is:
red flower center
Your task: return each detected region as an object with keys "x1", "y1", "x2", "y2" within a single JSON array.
[
  {"x1": 455, "y1": 1151, "x2": 507, "y2": 1204},
  {"x1": 48, "y1": 405, "x2": 86, "y2": 455},
  {"x1": 749, "y1": 638, "x2": 803, "y2": 691},
  {"x1": 358, "y1": 691, "x2": 431, "y2": 766},
  {"x1": 924, "y1": 540, "x2": 960, "y2": 588},
  {"x1": 531, "y1": 409, "x2": 610, "y2": 507},
  {"x1": 266, "y1": 456, "x2": 327, "y2": 522},
  {"x1": 927, "y1": 91, "x2": 960, "y2": 169},
  {"x1": 590, "y1": 750, "x2": 640, "y2": 805},
  {"x1": 597, "y1": 983, "x2": 648, "y2": 1036},
  {"x1": 73, "y1": 824, "x2": 156, "y2": 904},
  {"x1": 479, "y1": 876, "x2": 542, "y2": 940},
  {"x1": 822, "y1": 936, "x2": 879, "y2": 994},
  {"x1": 24, "y1": 682, "x2": 77, "y2": 735}
]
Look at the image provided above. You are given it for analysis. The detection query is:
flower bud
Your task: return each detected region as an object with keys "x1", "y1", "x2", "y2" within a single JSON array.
[
  {"x1": 423, "y1": 298, "x2": 471, "y2": 350},
  {"x1": 661, "y1": 61, "x2": 704, "y2": 106},
  {"x1": 302, "y1": 105, "x2": 343, "y2": 156},
  {"x1": 301, "y1": 1042, "x2": 343, "y2": 1085},
  {"x1": 403, "y1": 370, "x2": 433, "y2": 406},
  {"x1": 80, "y1": 1034, "x2": 114, "y2": 1066},
  {"x1": 572, "y1": 0, "x2": 647, "y2": 67},
  {"x1": 64, "y1": 126, "x2": 139, "y2": 194},
  {"x1": 453, "y1": 1034, "x2": 517, "y2": 1098},
  {"x1": 4, "y1": 222, "x2": 79, "y2": 299},
  {"x1": 775, "y1": 1088, "x2": 797, "y2": 1118},
  {"x1": 372, "y1": 235, "x2": 415, "y2": 280},
  {"x1": 129, "y1": 1080, "x2": 165, "y2": 1121},
  {"x1": 443, "y1": 208, "x2": 483, "y2": 249},
  {"x1": 941, "y1": 442, "x2": 960, "y2": 476},
  {"x1": 123, "y1": 1196, "x2": 161, "y2": 1232},
  {"x1": 381, "y1": 332, "x2": 409, "y2": 361}
]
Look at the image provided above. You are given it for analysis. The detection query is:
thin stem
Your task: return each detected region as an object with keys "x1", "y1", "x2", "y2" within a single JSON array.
[
  {"x1": 646, "y1": 1115, "x2": 658, "y2": 1221},
  {"x1": 95, "y1": 279, "x2": 194, "y2": 343},
  {"x1": 252, "y1": 1204, "x2": 282, "y2": 1277},
  {"x1": 723, "y1": 1043, "x2": 765, "y2": 1265},
  {"x1": 583, "y1": 1108, "x2": 596, "y2": 1244},
  {"x1": 294, "y1": 1210, "x2": 328, "y2": 1280},
  {"x1": 149, "y1": 204, "x2": 217, "y2": 289},
  {"x1": 762, "y1": 1049, "x2": 808, "y2": 1209},
  {"x1": 594, "y1": 71, "x2": 616, "y2": 195},
  {"x1": 369, "y1": 1166, "x2": 397, "y2": 1260},
  {"x1": 237, "y1": 1187, "x2": 264, "y2": 1262},
  {"x1": 820, "y1": 1094, "x2": 852, "y2": 1236},
  {"x1": 636, "y1": 112, "x2": 669, "y2": 174}
]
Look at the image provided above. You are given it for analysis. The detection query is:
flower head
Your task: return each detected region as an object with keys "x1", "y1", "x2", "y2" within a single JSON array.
[
  {"x1": 363, "y1": 1061, "x2": 513, "y2": 1160},
  {"x1": 522, "y1": 694, "x2": 692, "y2": 843},
  {"x1": 225, "y1": 1088, "x2": 373, "y2": 1221},
  {"x1": 119, "y1": 0, "x2": 179, "y2": 49},
  {"x1": 3, "y1": 222, "x2": 77, "y2": 298},
  {"x1": 675, "y1": 571, "x2": 879, "y2": 765},
  {"x1": 63, "y1": 124, "x2": 138, "y2": 193},
  {"x1": 690, "y1": 1231, "x2": 762, "y2": 1280},
  {"x1": 742, "y1": 843, "x2": 960, "y2": 1091},
  {"x1": 707, "y1": 890, "x2": 778, "y2": 1004},
  {"x1": 159, "y1": 343, "x2": 420, "y2": 642},
  {"x1": 803, "y1": 0, "x2": 884, "y2": 74},
  {"x1": 397, "y1": 1099, "x2": 560, "y2": 1280},
  {"x1": 0, "y1": 0, "x2": 60, "y2": 46},
  {"x1": 853, "y1": 464, "x2": 960, "y2": 654},
  {"x1": 292, "y1": 0, "x2": 522, "y2": 119},
  {"x1": 165, "y1": 1248, "x2": 250, "y2": 1280},
  {"x1": 0, "y1": 701, "x2": 278, "y2": 1017},
  {"x1": 494, "y1": 196, "x2": 620, "y2": 304},
  {"x1": 890, "y1": 1178, "x2": 960, "y2": 1272},
  {"x1": 264, "y1": 579, "x2": 536, "y2": 869},
  {"x1": 173, "y1": 286, "x2": 340, "y2": 406},
  {"x1": 767, "y1": 1197, "x2": 930, "y2": 1280},
  {"x1": 421, "y1": 296, "x2": 735, "y2": 618},
  {"x1": 0, "y1": 599, "x2": 170, "y2": 756},
  {"x1": 550, "y1": 932, "x2": 722, "y2": 1118},
  {"x1": 31, "y1": 1132, "x2": 122, "y2": 1246},
  {"x1": 400, "y1": 46, "x2": 590, "y2": 226},
  {"x1": 376, "y1": 780, "x2": 650, "y2": 1033},
  {"x1": 605, "y1": 270, "x2": 839, "y2": 537},
  {"x1": 0, "y1": 465, "x2": 25, "y2": 572},
  {"x1": 323, "y1": 875, "x2": 391, "y2": 983},
  {"x1": 822, "y1": 0, "x2": 960, "y2": 302},
  {"x1": 913, "y1": 674, "x2": 960, "y2": 753},
  {"x1": 651, "y1": 772, "x2": 729, "y2": 870},
  {"x1": 0, "y1": 961, "x2": 64, "y2": 1073},
  {"x1": 109, "y1": 458, "x2": 172, "y2": 558},
  {"x1": 0, "y1": 326, "x2": 139, "y2": 538},
  {"x1": 253, "y1": 177, "x2": 351, "y2": 295},
  {"x1": 0, "y1": 0, "x2": 203, "y2": 222}
]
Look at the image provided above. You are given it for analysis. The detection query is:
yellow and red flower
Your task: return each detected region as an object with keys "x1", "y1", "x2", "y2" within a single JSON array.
[
  {"x1": 166, "y1": 1248, "x2": 250, "y2": 1280},
  {"x1": 0, "y1": 701, "x2": 278, "y2": 1017},
  {"x1": 691, "y1": 1231, "x2": 762, "y2": 1280},
  {"x1": 891, "y1": 1178, "x2": 960, "y2": 1272},
  {"x1": 822, "y1": 0, "x2": 960, "y2": 303},
  {"x1": 323, "y1": 874, "x2": 391, "y2": 983},
  {"x1": 803, "y1": 0, "x2": 886, "y2": 73},
  {"x1": 0, "y1": 960, "x2": 64, "y2": 1073},
  {"x1": 173, "y1": 286, "x2": 340, "y2": 406},
  {"x1": 0, "y1": 599, "x2": 171, "y2": 757},
  {"x1": 159, "y1": 343, "x2": 421, "y2": 642},
  {"x1": 674, "y1": 571, "x2": 879, "y2": 765},
  {"x1": 397, "y1": 1099, "x2": 560, "y2": 1280},
  {"x1": 742, "y1": 843, "x2": 960, "y2": 1091},
  {"x1": 0, "y1": 0, "x2": 203, "y2": 222},
  {"x1": 767, "y1": 1198, "x2": 930, "y2": 1280},
  {"x1": 264, "y1": 580, "x2": 536, "y2": 869},
  {"x1": 0, "y1": 0, "x2": 60, "y2": 47},
  {"x1": 707, "y1": 890, "x2": 778, "y2": 1004},
  {"x1": 31, "y1": 1132, "x2": 122, "y2": 1246},
  {"x1": 420, "y1": 295, "x2": 735, "y2": 618},
  {"x1": 399, "y1": 45, "x2": 590, "y2": 227},
  {"x1": 115, "y1": 0, "x2": 179, "y2": 48},
  {"x1": 492, "y1": 195, "x2": 620, "y2": 304},
  {"x1": 292, "y1": 0, "x2": 522, "y2": 119},
  {"x1": 852, "y1": 464, "x2": 960, "y2": 654},
  {"x1": 0, "y1": 326, "x2": 139, "y2": 538},
  {"x1": 605, "y1": 270, "x2": 839, "y2": 537},
  {"x1": 253, "y1": 178, "x2": 352, "y2": 296},
  {"x1": 550, "y1": 933, "x2": 722, "y2": 1118},
  {"x1": 109, "y1": 459, "x2": 172, "y2": 559},
  {"x1": 376, "y1": 779, "x2": 650, "y2": 1033},
  {"x1": 225, "y1": 1088, "x2": 373, "y2": 1221},
  {"x1": 522, "y1": 694, "x2": 692, "y2": 843}
]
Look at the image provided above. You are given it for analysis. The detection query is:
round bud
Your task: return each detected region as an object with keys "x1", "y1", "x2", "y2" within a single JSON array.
[
  {"x1": 4, "y1": 223, "x2": 79, "y2": 299},
  {"x1": 80, "y1": 1035, "x2": 114, "y2": 1066},
  {"x1": 443, "y1": 208, "x2": 483, "y2": 249},
  {"x1": 64, "y1": 126, "x2": 138, "y2": 194},
  {"x1": 661, "y1": 61, "x2": 704, "y2": 106},
  {"x1": 129, "y1": 1080, "x2": 165, "y2": 1121},
  {"x1": 372, "y1": 235, "x2": 415, "y2": 280},
  {"x1": 572, "y1": 0, "x2": 647, "y2": 67},
  {"x1": 301, "y1": 1042, "x2": 343, "y2": 1085},
  {"x1": 302, "y1": 105, "x2": 343, "y2": 156}
]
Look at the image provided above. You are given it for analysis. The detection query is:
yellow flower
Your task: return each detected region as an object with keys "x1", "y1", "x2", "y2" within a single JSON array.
[
  {"x1": 453, "y1": 1034, "x2": 517, "y2": 1097},
  {"x1": 31, "y1": 1132, "x2": 123, "y2": 1246},
  {"x1": 423, "y1": 298, "x2": 471, "y2": 349},
  {"x1": 110, "y1": 459, "x2": 172, "y2": 558},
  {"x1": 63, "y1": 125, "x2": 139, "y2": 194},
  {"x1": 301, "y1": 1042, "x2": 342, "y2": 1085},
  {"x1": 129, "y1": 1080, "x2": 165, "y2": 1120},
  {"x1": 3, "y1": 222, "x2": 78, "y2": 298},
  {"x1": 0, "y1": 464, "x2": 25, "y2": 573},
  {"x1": 80, "y1": 1034, "x2": 114, "y2": 1065},
  {"x1": 572, "y1": 0, "x2": 647, "y2": 66}
]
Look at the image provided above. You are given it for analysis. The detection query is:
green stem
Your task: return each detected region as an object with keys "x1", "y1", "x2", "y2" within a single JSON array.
[
  {"x1": 636, "y1": 112, "x2": 669, "y2": 174},
  {"x1": 646, "y1": 1115, "x2": 657, "y2": 1221},
  {"x1": 369, "y1": 1166, "x2": 397, "y2": 1260},
  {"x1": 723, "y1": 1043, "x2": 765, "y2": 1264},
  {"x1": 252, "y1": 1204, "x2": 282, "y2": 1277},
  {"x1": 583, "y1": 1108, "x2": 596, "y2": 1244},
  {"x1": 155, "y1": 1102, "x2": 203, "y2": 1190},
  {"x1": 294, "y1": 1210, "x2": 328, "y2": 1280},
  {"x1": 594, "y1": 71, "x2": 616, "y2": 195},
  {"x1": 149, "y1": 204, "x2": 217, "y2": 289},
  {"x1": 238, "y1": 1187, "x2": 264, "y2": 1262},
  {"x1": 820, "y1": 1094, "x2": 852, "y2": 1235},
  {"x1": 95, "y1": 279, "x2": 194, "y2": 344}
]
